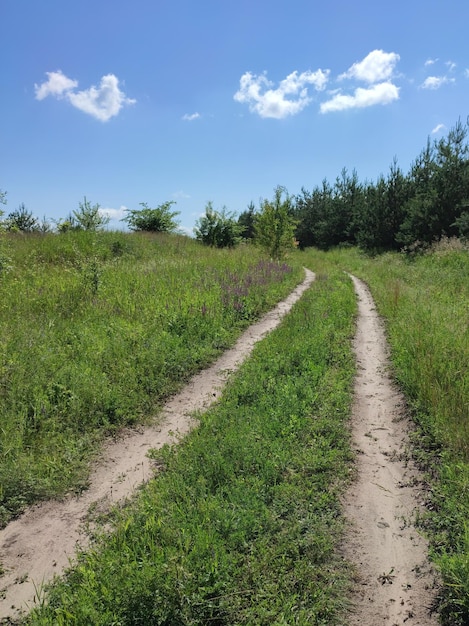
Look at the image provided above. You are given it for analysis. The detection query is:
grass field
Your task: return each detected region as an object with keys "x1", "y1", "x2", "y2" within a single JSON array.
[
  {"x1": 25, "y1": 258, "x2": 356, "y2": 625},
  {"x1": 0, "y1": 231, "x2": 302, "y2": 527},
  {"x1": 2, "y1": 233, "x2": 468, "y2": 624}
]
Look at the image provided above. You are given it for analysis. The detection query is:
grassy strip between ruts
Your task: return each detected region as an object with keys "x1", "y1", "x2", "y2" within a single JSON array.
[{"x1": 25, "y1": 267, "x2": 356, "y2": 625}]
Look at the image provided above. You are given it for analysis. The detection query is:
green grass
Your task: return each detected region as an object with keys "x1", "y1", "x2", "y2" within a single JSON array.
[
  {"x1": 25, "y1": 265, "x2": 356, "y2": 625},
  {"x1": 307, "y1": 242, "x2": 469, "y2": 625},
  {"x1": 0, "y1": 231, "x2": 302, "y2": 526},
  {"x1": 6, "y1": 235, "x2": 469, "y2": 623}
]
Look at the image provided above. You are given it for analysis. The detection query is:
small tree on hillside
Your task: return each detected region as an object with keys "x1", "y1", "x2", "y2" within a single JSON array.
[
  {"x1": 194, "y1": 202, "x2": 241, "y2": 247},
  {"x1": 237, "y1": 201, "x2": 257, "y2": 239},
  {"x1": 122, "y1": 201, "x2": 180, "y2": 232},
  {"x1": 38, "y1": 216, "x2": 53, "y2": 233},
  {"x1": 73, "y1": 197, "x2": 110, "y2": 231},
  {"x1": 254, "y1": 187, "x2": 298, "y2": 260},
  {"x1": 6, "y1": 203, "x2": 39, "y2": 232},
  {"x1": 54, "y1": 212, "x2": 79, "y2": 233}
]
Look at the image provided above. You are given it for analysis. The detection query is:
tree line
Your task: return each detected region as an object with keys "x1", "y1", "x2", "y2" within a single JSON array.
[
  {"x1": 289, "y1": 118, "x2": 469, "y2": 253},
  {"x1": 2, "y1": 118, "x2": 469, "y2": 257}
]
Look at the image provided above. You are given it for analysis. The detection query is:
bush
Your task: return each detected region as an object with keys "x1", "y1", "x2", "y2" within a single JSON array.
[
  {"x1": 255, "y1": 187, "x2": 298, "y2": 259},
  {"x1": 194, "y1": 202, "x2": 242, "y2": 248},
  {"x1": 122, "y1": 202, "x2": 180, "y2": 232}
]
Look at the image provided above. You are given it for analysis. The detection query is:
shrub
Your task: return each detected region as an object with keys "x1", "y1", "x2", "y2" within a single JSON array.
[
  {"x1": 194, "y1": 202, "x2": 242, "y2": 248},
  {"x1": 122, "y1": 202, "x2": 180, "y2": 232}
]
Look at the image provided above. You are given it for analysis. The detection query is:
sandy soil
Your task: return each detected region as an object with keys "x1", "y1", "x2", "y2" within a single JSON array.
[
  {"x1": 0, "y1": 269, "x2": 315, "y2": 622},
  {"x1": 343, "y1": 275, "x2": 439, "y2": 625}
]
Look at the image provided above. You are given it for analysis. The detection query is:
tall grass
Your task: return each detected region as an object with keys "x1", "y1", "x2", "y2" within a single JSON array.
[
  {"x1": 314, "y1": 242, "x2": 469, "y2": 625},
  {"x1": 0, "y1": 232, "x2": 302, "y2": 526},
  {"x1": 26, "y1": 265, "x2": 356, "y2": 625}
]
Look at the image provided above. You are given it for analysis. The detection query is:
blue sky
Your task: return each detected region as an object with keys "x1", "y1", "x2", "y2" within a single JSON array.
[{"x1": 2, "y1": 0, "x2": 469, "y2": 234}]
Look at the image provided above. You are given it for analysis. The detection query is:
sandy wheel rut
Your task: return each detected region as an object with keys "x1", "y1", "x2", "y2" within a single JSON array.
[{"x1": 343, "y1": 274, "x2": 439, "y2": 625}]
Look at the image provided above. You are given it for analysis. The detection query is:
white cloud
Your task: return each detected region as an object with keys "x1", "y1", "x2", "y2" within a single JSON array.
[
  {"x1": 99, "y1": 206, "x2": 128, "y2": 221},
  {"x1": 178, "y1": 225, "x2": 194, "y2": 237},
  {"x1": 425, "y1": 58, "x2": 438, "y2": 67},
  {"x1": 234, "y1": 69, "x2": 329, "y2": 119},
  {"x1": 67, "y1": 74, "x2": 136, "y2": 122},
  {"x1": 35, "y1": 71, "x2": 136, "y2": 121},
  {"x1": 339, "y1": 49, "x2": 400, "y2": 84},
  {"x1": 421, "y1": 59, "x2": 457, "y2": 90},
  {"x1": 420, "y1": 75, "x2": 455, "y2": 89},
  {"x1": 182, "y1": 112, "x2": 200, "y2": 121},
  {"x1": 465, "y1": 69, "x2": 469, "y2": 78},
  {"x1": 431, "y1": 123, "x2": 446, "y2": 134},
  {"x1": 320, "y1": 82, "x2": 400, "y2": 113},
  {"x1": 35, "y1": 70, "x2": 78, "y2": 100}
]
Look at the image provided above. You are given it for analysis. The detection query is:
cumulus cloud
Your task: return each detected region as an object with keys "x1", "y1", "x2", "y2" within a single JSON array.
[
  {"x1": 234, "y1": 50, "x2": 403, "y2": 118},
  {"x1": 234, "y1": 69, "x2": 329, "y2": 118},
  {"x1": 34, "y1": 70, "x2": 78, "y2": 100},
  {"x1": 339, "y1": 49, "x2": 400, "y2": 84},
  {"x1": 99, "y1": 206, "x2": 128, "y2": 221},
  {"x1": 34, "y1": 71, "x2": 136, "y2": 121},
  {"x1": 320, "y1": 82, "x2": 400, "y2": 113},
  {"x1": 420, "y1": 75, "x2": 455, "y2": 89},
  {"x1": 182, "y1": 112, "x2": 200, "y2": 121},
  {"x1": 67, "y1": 75, "x2": 136, "y2": 121},
  {"x1": 425, "y1": 58, "x2": 438, "y2": 66}
]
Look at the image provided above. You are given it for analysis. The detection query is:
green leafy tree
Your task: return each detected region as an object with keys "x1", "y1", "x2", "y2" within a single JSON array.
[
  {"x1": 194, "y1": 202, "x2": 241, "y2": 247},
  {"x1": 254, "y1": 186, "x2": 298, "y2": 259},
  {"x1": 54, "y1": 212, "x2": 78, "y2": 233},
  {"x1": 237, "y1": 201, "x2": 257, "y2": 239},
  {"x1": 122, "y1": 201, "x2": 180, "y2": 232},
  {"x1": 5, "y1": 203, "x2": 39, "y2": 232},
  {"x1": 73, "y1": 197, "x2": 110, "y2": 231}
]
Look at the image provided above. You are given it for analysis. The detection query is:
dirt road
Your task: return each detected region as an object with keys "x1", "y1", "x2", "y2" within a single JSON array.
[
  {"x1": 0, "y1": 269, "x2": 439, "y2": 624},
  {"x1": 343, "y1": 275, "x2": 439, "y2": 625},
  {"x1": 0, "y1": 269, "x2": 315, "y2": 622}
]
